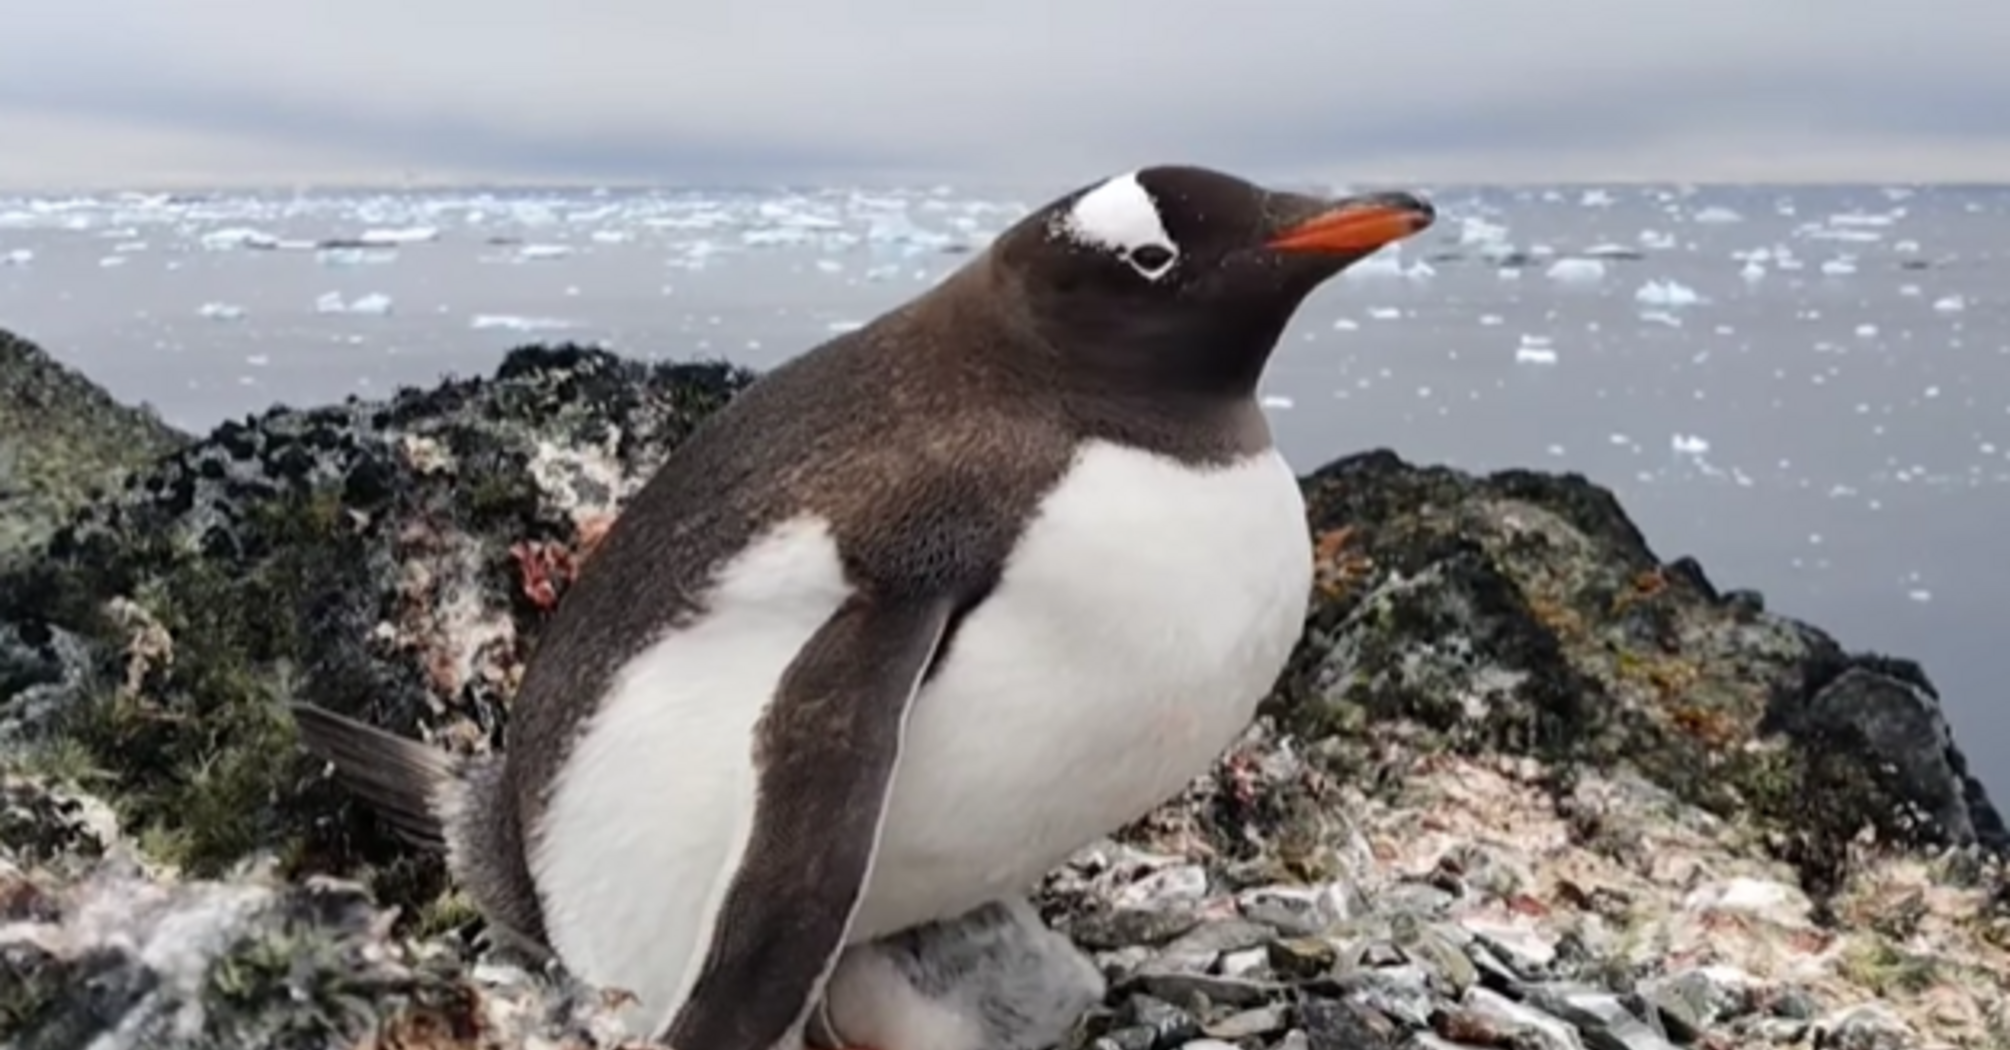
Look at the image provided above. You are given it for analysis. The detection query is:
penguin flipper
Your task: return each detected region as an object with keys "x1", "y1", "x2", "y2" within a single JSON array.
[
  {"x1": 289, "y1": 702, "x2": 460, "y2": 852},
  {"x1": 662, "y1": 591, "x2": 957, "y2": 1050}
]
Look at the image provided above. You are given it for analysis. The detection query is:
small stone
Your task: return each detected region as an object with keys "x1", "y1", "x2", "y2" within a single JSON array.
[
  {"x1": 1811, "y1": 1002, "x2": 1916, "y2": 1050},
  {"x1": 1639, "y1": 966, "x2": 1755, "y2": 1038},
  {"x1": 1465, "y1": 942, "x2": 1526, "y2": 991},
  {"x1": 1375, "y1": 881, "x2": 1460, "y2": 918},
  {"x1": 1097, "y1": 1026, "x2": 1159, "y2": 1050},
  {"x1": 1074, "y1": 906, "x2": 1207, "y2": 950},
  {"x1": 1126, "y1": 970, "x2": 1282, "y2": 1009},
  {"x1": 1218, "y1": 947, "x2": 1269, "y2": 978},
  {"x1": 1399, "y1": 927, "x2": 1479, "y2": 994},
  {"x1": 1115, "y1": 865, "x2": 1211, "y2": 909},
  {"x1": 1203, "y1": 1004, "x2": 1290, "y2": 1039},
  {"x1": 1161, "y1": 919, "x2": 1277, "y2": 959},
  {"x1": 1267, "y1": 936, "x2": 1339, "y2": 979},
  {"x1": 1338, "y1": 964, "x2": 1438, "y2": 1028},
  {"x1": 1410, "y1": 1036, "x2": 1492, "y2": 1050},
  {"x1": 1358, "y1": 941, "x2": 1404, "y2": 968},
  {"x1": 1457, "y1": 918, "x2": 1558, "y2": 979},
  {"x1": 1298, "y1": 999, "x2": 1403, "y2": 1050},
  {"x1": 1177, "y1": 1041, "x2": 1241, "y2": 1050},
  {"x1": 1238, "y1": 884, "x2": 1351, "y2": 935},
  {"x1": 1120, "y1": 993, "x2": 1202, "y2": 1046},
  {"x1": 1099, "y1": 945, "x2": 1156, "y2": 977},
  {"x1": 1769, "y1": 986, "x2": 1819, "y2": 1021},
  {"x1": 1460, "y1": 986, "x2": 1583, "y2": 1050},
  {"x1": 1523, "y1": 981, "x2": 1679, "y2": 1050}
]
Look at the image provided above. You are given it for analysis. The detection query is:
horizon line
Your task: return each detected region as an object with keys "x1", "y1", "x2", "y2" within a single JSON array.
[{"x1": 6, "y1": 174, "x2": 2010, "y2": 197}]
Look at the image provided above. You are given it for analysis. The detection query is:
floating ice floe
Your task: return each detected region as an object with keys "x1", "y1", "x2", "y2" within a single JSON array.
[
  {"x1": 515, "y1": 244, "x2": 572, "y2": 261},
  {"x1": 1635, "y1": 280, "x2": 1702, "y2": 307},
  {"x1": 1670, "y1": 433, "x2": 1710, "y2": 456},
  {"x1": 1514, "y1": 335, "x2": 1558, "y2": 365},
  {"x1": 200, "y1": 227, "x2": 284, "y2": 250},
  {"x1": 1260, "y1": 395, "x2": 1295, "y2": 409},
  {"x1": 198, "y1": 302, "x2": 246, "y2": 321},
  {"x1": 1690, "y1": 206, "x2": 1742, "y2": 224},
  {"x1": 470, "y1": 314, "x2": 574, "y2": 332},
  {"x1": 356, "y1": 226, "x2": 438, "y2": 245},
  {"x1": 1, "y1": 248, "x2": 33, "y2": 265},
  {"x1": 1933, "y1": 296, "x2": 1966, "y2": 313},
  {"x1": 1820, "y1": 257, "x2": 1857, "y2": 276},
  {"x1": 1545, "y1": 258, "x2": 1606, "y2": 283},
  {"x1": 316, "y1": 292, "x2": 394, "y2": 315}
]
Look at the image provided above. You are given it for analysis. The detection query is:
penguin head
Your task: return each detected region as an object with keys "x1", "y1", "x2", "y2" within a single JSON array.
[{"x1": 990, "y1": 165, "x2": 1434, "y2": 397}]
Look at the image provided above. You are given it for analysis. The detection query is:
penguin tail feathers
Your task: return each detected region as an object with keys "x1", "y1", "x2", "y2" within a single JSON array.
[{"x1": 289, "y1": 702, "x2": 462, "y2": 854}]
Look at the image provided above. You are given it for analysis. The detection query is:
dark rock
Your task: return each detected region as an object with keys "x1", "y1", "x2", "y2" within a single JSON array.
[
  {"x1": 1298, "y1": 999, "x2": 1403, "y2": 1050},
  {"x1": 1123, "y1": 970, "x2": 1283, "y2": 1010}
]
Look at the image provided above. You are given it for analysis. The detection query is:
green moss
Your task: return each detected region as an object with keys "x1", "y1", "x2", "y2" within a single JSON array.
[
  {"x1": 27, "y1": 485, "x2": 374, "y2": 876},
  {"x1": 1837, "y1": 939, "x2": 1944, "y2": 997},
  {"x1": 408, "y1": 886, "x2": 484, "y2": 941},
  {"x1": 204, "y1": 921, "x2": 379, "y2": 1044}
]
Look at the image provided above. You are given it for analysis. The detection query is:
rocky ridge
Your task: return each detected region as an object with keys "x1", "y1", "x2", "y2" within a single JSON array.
[
  {"x1": 0, "y1": 330, "x2": 189, "y2": 557},
  {"x1": 0, "y1": 327, "x2": 2004, "y2": 1050}
]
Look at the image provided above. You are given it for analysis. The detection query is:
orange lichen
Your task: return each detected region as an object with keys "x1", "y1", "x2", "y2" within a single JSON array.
[
  {"x1": 1670, "y1": 703, "x2": 1739, "y2": 747},
  {"x1": 1610, "y1": 566, "x2": 1670, "y2": 615},
  {"x1": 1312, "y1": 526, "x2": 1374, "y2": 598},
  {"x1": 1527, "y1": 595, "x2": 1585, "y2": 638}
]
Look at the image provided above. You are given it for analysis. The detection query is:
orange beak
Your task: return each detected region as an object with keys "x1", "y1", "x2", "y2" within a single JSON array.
[{"x1": 1266, "y1": 192, "x2": 1435, "y2": 255}]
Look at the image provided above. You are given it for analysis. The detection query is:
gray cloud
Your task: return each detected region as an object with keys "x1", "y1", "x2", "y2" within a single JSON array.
[{"x1": 3, "y1": 1, "x2": 2009, "y2": 189}]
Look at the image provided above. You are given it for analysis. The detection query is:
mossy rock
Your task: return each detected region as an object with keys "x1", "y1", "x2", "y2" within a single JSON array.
[
  {"x1": 0, "y1": 343, "x2": 754, "y2": 924},
  {"x1": 0, "y1": 329, "x2": 189, "y2": 558},
  {"x1": 1268, "y1": 448, "x2": 2005, "y2": 903}
]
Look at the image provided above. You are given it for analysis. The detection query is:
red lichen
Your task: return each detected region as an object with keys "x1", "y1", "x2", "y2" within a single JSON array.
[{"x1": 509, "y1": 540, "x2": 580, "y2": 611}]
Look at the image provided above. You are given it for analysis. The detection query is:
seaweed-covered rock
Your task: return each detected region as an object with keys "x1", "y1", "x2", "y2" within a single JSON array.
[
  {"x1": 0, "y1": 329, "x2": 188, "y2": 557},
  {"x1": 2, "y1": 343, "x2": 2005, "y2": 1049}
]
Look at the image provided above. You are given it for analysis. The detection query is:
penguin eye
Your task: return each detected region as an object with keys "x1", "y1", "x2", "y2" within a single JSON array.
[{"x1": 1127, "y1": 244, "x2": 1176, "y2": 276}]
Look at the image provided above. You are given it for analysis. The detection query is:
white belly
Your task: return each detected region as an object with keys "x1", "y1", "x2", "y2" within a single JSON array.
[{"x1": 850, "y1": 439, "x2": 1313, "y2": 936}]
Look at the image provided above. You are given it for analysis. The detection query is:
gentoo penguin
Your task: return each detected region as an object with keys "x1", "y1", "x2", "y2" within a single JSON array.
[{"x1": 290, "y1": 164, "x2": 1434, "y2": 1049}]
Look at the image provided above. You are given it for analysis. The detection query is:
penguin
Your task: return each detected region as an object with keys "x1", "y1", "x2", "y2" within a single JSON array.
[{"x1": 291, "y1": 164, "x2": 1434, "y2": 1050}]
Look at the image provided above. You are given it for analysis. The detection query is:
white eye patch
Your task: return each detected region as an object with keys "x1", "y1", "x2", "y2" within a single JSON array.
[{"x1": 1049, "y1": 171, "x2": 1181, "y2": 282}]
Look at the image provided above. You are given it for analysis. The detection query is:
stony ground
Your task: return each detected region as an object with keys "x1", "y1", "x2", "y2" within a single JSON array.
[{"x1": 1, "y1": 327, "x2": 2005, "y2": 1050}]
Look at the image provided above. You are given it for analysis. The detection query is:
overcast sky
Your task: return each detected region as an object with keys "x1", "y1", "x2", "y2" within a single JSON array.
[{"x1": 4, "y1": 1, "x2": 2008, "y2": 191}]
